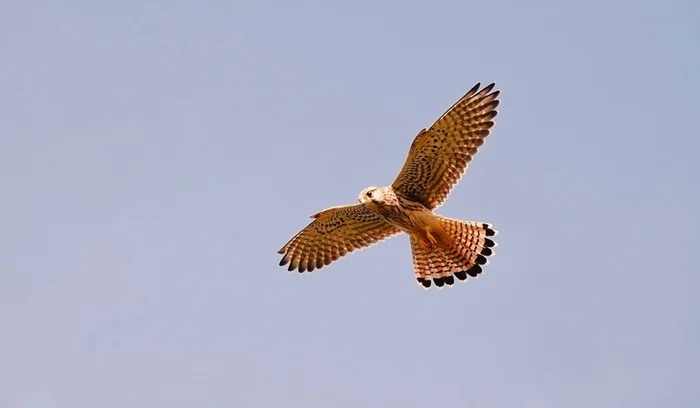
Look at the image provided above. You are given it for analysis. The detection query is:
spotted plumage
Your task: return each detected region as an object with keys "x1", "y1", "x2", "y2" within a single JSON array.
[
  {"x1": 278, "y1": 204, "x2": 401, "y2": 273},
  {"x1": 278, "y1": 82, "x2": 501, "y2": 289}
]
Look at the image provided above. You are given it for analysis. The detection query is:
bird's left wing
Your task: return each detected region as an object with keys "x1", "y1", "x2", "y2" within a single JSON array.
[
  {"x1": 278, "y1": 204, "x2": 401, "y2": 272},
  {"x1": 391, "y1": 83, "x2": 500, "y2": 210}
]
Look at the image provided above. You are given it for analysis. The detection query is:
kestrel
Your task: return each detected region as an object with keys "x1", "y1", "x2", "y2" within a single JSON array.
[{"x1": 278, "y1": 82, "x2": 500, "y2": 289}]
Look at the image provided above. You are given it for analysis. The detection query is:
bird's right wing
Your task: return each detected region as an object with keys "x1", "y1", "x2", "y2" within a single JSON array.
[
  {"x1": 278, "y1": 204, "x2": 401, "y2": 272},
  {"x1": 391, "y1": 83, "x2": 500, "y2": 210}
]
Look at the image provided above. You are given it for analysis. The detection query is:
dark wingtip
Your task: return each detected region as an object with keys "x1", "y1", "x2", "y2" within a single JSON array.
[
  {"x1": 480, "y1": 247, "x2": 493, "y2": 257},
  {"x1": 279, "y1": 257, "x2": 289, "y2": 267},
  {"x1": 481, "y1": 82, "x2": 496, "y2": 95},
  {"x1": 444, "y1": 275, "x2": 455, "y2": 286},
  {"x1": 419, "y1": 279, "x2": 431, "y2": 288},
  {"x1": 433, "y1": 277, "x2": 445, "y2": 287},
  {"x1": 475, "y1": 254, "x2": 488, "y2": 265},
  {"x1": 484, "y1": 238, "x2": 496, "y2": 248}
]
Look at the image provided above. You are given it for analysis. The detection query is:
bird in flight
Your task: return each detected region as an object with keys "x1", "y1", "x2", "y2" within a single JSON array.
[{"x1": 278, "y1": 82, "x2": 500, "y2": 289}]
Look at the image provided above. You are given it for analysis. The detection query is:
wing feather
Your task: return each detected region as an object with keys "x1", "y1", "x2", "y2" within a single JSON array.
[
  {"x1": 391, "y1": 83, "x2": 500, "y2": 209},
  {"x1": 278, "y1": 204, "x2": 401, "y2": 272}
]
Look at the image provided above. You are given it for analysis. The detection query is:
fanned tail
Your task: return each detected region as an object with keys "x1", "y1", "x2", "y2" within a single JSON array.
[{"x1": 410, "y1": 218, "x2": 497, "y2": 289}]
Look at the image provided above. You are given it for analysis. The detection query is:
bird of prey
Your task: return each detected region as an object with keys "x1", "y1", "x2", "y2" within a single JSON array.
[{"x1": 278, "y1": 82, "x2": 500, "y2": 289}]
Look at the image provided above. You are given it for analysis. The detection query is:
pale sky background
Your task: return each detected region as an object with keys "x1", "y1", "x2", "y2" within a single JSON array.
[{"x1": 1, "y1": 1, "x2": 699, "y2": 407}]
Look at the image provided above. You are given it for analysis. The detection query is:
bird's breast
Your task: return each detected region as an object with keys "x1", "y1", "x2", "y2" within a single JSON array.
[{"x1": 374, "y1": 202, "x2": 431, "y2": 233}]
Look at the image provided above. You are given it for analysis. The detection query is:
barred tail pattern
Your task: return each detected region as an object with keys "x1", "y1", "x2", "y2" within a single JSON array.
[{"x1": 410, "y1": 218, "x2": 498, "y2": 289}]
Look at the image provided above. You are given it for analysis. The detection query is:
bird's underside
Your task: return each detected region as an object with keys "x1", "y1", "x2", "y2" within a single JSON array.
[{"x1": 277, "y1": 82, "x2": 501, "y2": 289}]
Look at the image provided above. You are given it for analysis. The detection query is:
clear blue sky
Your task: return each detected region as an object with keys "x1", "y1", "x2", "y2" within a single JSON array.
[{"x1": 2, "y1": 1, "x2": 699, "y2": 407}]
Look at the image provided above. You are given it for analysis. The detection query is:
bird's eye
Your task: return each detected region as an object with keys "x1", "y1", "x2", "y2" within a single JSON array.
[{"x1": 366, "y1": 190, "x2": 373, "y2": 197}]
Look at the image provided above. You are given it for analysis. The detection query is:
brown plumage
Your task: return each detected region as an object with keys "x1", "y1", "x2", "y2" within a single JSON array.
[
  {"x1": 278, "y1": 82, "x2": 500, "y2": 289},
  {"x1": 411, "y1": 218, "x2": 497, "y2": 288},
  {"x1": 277, "y1": 204, "x2": 401, "y2": 273}
]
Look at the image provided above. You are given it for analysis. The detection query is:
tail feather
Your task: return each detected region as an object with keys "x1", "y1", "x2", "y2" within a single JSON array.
[{"x1": 410, "y1": 217, "x2": 497, "y2": 289}]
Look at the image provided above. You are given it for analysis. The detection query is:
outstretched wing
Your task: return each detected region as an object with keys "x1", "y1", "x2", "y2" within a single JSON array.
[
  {"x1": 278, "y1": 204, "x2": 401, "y2": 273},
  {"x1": 391, "y1": 83, "x2": 500, "y2": 210}
]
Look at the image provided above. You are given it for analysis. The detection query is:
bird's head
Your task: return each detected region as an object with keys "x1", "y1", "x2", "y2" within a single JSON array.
[{"x1": 358, "y1": 186, "x2": 386, "y2": 209}]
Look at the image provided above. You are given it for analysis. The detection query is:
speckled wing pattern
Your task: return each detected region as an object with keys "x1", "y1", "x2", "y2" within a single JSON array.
[
  {"x1": 278, "y1": 204, "x2": 401, "y2": 273},
  {"x1": 391, "y1": 83, "x2": 500, "y2": 210}
]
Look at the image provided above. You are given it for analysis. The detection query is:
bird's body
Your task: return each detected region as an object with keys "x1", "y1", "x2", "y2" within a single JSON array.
[
  {"x1": 278, "y1": 82, "x2": 501, "y2": 289},
  {"x1": 359, "y1": 186, "x2": 444, "y2": 250}
]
